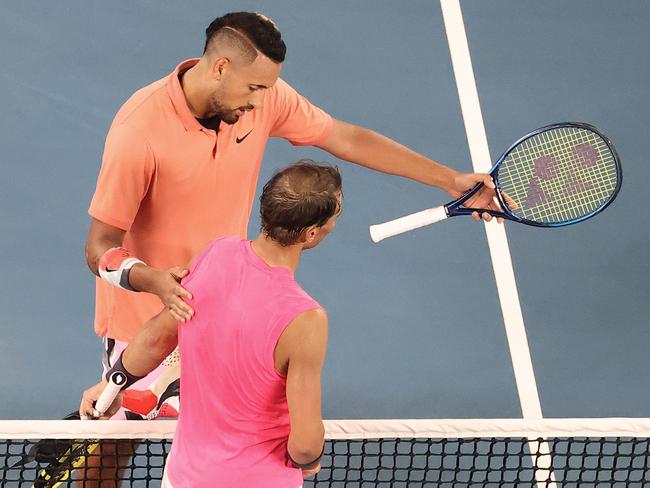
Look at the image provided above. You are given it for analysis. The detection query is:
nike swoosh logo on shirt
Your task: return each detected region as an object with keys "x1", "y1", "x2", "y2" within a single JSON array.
[{"x1": 236, "y1": 129, "x2": 253, "y2": 144}]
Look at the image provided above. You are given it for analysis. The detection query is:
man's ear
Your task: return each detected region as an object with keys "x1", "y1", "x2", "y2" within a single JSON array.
[
  {"x1": 211, "y1": 57, "x2": 230, "y2": 80},
  {"x1": 300, "y1": 226, "x2": 319, "y2": 245}
]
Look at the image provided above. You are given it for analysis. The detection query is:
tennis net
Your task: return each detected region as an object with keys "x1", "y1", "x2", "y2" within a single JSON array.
[{"x1": 1, "y1": 418, "x2": 650, "y2": 487}]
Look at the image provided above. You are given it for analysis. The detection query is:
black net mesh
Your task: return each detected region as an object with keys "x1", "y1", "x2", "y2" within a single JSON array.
[
  {"x1": 2, "y1": 435, "x2": 650, "y2": 487},
  {"x1": 1, "y1": 438, "x2": 169, "y2": 487},
  {"x1": 309, "y1": 437, "x2": 650, "y2": 487}
]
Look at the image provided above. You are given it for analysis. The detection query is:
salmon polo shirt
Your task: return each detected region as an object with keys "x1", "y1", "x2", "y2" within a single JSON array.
[{"x1": 89, "y1": 59, "x2": 333, "y2": 341}]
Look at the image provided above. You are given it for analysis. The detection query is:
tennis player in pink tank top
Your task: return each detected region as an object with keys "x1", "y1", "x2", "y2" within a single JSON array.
[{"x1": 80, "y1": 161, "x2": 343, "y2": 487}]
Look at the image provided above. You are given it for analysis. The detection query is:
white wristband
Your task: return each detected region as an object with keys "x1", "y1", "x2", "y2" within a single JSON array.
[{"x1": 98, "y1": 247, "x2": 145, "y2": 291}]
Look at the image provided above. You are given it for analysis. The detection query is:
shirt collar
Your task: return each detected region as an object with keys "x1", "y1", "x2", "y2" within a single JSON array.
[{"x1": 166, "y1": 58, "x2": 205, "y2": 132}]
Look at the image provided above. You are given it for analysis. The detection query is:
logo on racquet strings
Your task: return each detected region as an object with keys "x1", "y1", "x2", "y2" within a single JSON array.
[{"x1": 524, "y1": 142, "x2": 598, "y2": 209}]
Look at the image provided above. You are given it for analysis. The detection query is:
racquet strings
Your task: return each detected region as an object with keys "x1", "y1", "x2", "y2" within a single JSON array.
[{"x1": 496, "y1": 127, "x2": 619, "y2": 224}]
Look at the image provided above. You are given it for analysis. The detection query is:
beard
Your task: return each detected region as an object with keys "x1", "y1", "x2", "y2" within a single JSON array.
[{"x1": 208, "y1": 94, "x2": 253, "y2": 125}]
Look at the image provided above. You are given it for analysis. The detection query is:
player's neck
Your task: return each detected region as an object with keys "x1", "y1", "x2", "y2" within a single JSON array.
[
  {"x1": 250, "y1": 234, "x2": 301, "y2": 272},
  {"x1": 180, "y1": 61, "x2": 212, "y2": 119}
]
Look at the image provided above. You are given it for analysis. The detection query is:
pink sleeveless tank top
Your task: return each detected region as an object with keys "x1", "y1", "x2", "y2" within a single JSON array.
[{"x1": 166, "y1": 237, "x2": 321, "y2": 487}]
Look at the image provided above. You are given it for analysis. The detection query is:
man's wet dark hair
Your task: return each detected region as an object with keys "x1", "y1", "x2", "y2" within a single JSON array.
[
  {"x1": 260, "y1": 160, "x2": 342, "y2": 246},
  {"x1": 204, "y1": 12, "x2": 286, "y2": 64}
]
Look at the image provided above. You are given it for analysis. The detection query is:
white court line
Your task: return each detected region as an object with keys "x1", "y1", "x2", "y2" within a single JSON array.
[
  {"x1": 439, "y1": 1, "x2": 556, "y2": 486},
  {"x1": 439, "y1": 0, "x2": 542, "y2": 423}
]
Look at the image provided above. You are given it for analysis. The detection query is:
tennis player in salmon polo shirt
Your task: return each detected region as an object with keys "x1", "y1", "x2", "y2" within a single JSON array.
[
  {"x1": 82, "y1": 10, "x2": 503, "y2": 484},
  {"x1": 82, "y1": 161, "x2": 342, "y2": 487}
]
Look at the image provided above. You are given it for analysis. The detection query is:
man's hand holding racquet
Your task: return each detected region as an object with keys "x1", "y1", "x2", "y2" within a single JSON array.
[
  {"x1": 79, "y1": 379, "x2": 124, "y2": 420},
  {"x1": 447, "y1": 171, "x2": 502, "y2": 222}
]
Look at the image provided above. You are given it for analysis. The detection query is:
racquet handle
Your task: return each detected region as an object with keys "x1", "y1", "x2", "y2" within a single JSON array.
[
  {"x1": 94, "y1": 374, "x2": 126, "y2": 418},
  {"x1": 369, "y1": 205, "x2": 448, "y2": 242}
]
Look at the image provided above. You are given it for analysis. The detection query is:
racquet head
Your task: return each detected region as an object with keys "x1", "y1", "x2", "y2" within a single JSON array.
[{"x1": 492, "y1": 123, "x2": 621, "y2": 226}]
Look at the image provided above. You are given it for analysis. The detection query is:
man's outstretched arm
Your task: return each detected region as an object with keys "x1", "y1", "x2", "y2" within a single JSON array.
[{"x1": 317, "y1": 119, "x2": 501, "y2": 221}]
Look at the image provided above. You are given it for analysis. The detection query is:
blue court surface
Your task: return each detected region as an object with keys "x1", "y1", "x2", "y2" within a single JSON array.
[{"x1": 0, "y1": 0, "x2": 648, "y2": 422}]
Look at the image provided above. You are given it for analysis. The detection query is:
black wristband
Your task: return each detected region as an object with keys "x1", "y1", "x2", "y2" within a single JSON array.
[
  {"x1": 105, "y1": 351, "x2": 145, "y2": 390},
  {"x1": 288, "y1": 444, "x2": 325, "y2": 470}
]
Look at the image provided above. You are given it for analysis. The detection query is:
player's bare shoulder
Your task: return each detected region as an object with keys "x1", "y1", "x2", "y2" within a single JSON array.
[
  {"x1": 282, "y1": 308, "x2": 327, "y2": 347},
  {"x1": 275, "y1": 308, "x2": 328, "y2": 374},
  {"x1": 291, "y1": 308, "x2": 328, "y2": 334}
]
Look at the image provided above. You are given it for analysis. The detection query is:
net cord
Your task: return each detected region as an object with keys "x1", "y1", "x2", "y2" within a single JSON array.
[{"x1": 3, "y1": 418, "x2": 650, "y2": 440}]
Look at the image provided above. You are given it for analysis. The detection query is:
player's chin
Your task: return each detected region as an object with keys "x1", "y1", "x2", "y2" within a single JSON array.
[{"x1": 221, "y1": 112, "x2": 240, "y2": 124}]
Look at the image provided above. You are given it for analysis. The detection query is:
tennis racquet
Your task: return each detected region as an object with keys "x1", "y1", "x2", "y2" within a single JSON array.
[
  {"x1": 15, "y1": 350, "x2": 181, "y2": 486},
  {"x1": 369, "y1": 122, "x2": 622, "y2": 243},
  {"x1": 7, "y1": 410, "x2": 100, "y2": 488}
]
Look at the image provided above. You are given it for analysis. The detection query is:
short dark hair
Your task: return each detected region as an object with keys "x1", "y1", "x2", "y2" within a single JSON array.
[
  {"x1": 204, "y1": 12, "x2": 286, "y2": 63},
  {"x1": 260, "y1": 160, "x2": 342, "y2": 246}
]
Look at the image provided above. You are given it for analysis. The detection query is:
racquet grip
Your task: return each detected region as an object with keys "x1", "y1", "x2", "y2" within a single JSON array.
[
  {"x1": 369, "y1": 205, "x2": 448, "y2": 242},
  {"x1": 94, "y1": 378, "x2": 124, "y2": 417}
]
